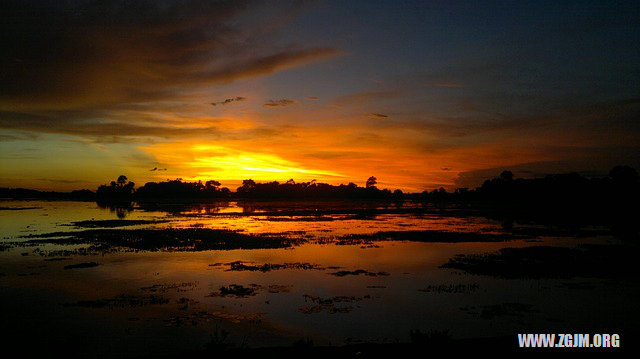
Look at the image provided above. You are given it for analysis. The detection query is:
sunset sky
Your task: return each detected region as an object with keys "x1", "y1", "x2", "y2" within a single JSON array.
[{"x1": 1, "y1": 0, "x2": 638, "y2": 192}]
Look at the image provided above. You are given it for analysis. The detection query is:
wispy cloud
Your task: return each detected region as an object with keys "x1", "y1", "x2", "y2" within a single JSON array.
[
  {"x1": 210, "y1": 97, "x2": 246, "y2": 106},
  {"x1": 35, "y1": 178, "x2": 88, "y2": 184},
  {"x1": 370, "y1": 113, "x2": 388, "y2": 118},
  {"x1": 0, "y1": 1, "x2": 341, "y2": 111},
  {"x1": 432, "y1": 82, "x2": 463, "y2": 88},
  {"x1": 263, "y1": 99, "x2": 297, "y2": 108}
]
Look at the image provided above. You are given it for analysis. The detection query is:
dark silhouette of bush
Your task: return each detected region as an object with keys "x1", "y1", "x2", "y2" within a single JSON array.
[
  {"x1": 135, "y1": 179, "x2": 230, "y2": 200},
  {"x1": 234, "y1": 177, "x2": 392, "y2": 200},
  {"x1": 96, "y1": 176, "x2": 394, "y2": 203},
  {"x1": 499, "y1": 170, "x2": 514, "y2": 181},
  {"x1": 433, "y1": 165, "x2": 640, "y2": 232},
  {"x1": 96, "y1": 175, "x2": 135, "y2": 200},
  {"x1": 0, "y1": 187, "x2": 96, "y2": 201},
  {"x1": 609, "y1": 165, "x2": 639, "y2": 185},
  {"x1": 366, "y1": 176, "x2": 377, "y2": 188}
]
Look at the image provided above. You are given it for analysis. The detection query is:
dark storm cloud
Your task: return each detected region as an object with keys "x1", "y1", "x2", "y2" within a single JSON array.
[{"x1": 0, "y1": 1, "x2": 340, "y2": 111}]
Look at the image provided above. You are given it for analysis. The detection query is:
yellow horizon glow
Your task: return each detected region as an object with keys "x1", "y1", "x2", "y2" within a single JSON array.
[{"x1": 145, "y1": 143, "x2": 345, "y2": 184}]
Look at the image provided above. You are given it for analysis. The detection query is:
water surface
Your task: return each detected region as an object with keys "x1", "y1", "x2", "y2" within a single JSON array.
[{"x1": 0, "y1": 200, "x2": 636, "y2": 356}]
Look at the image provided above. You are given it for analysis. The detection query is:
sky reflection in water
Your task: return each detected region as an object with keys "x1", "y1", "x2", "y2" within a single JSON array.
[{"x1": 0, "y1": 201, "x2": 636, "y2": 356}]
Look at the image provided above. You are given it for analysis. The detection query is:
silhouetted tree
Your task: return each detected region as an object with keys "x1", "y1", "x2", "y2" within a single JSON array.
[
  {"x1": 500, "y1": 170, "x2": 514, "y2": 181},
  {"x1": 609, "y1": 165, "x2": 639, "y2": 184},
  {"x1": 236, "y1": 179, "x2": 257, "y2": 195},
  {"x1": 205, "y1": 180, "x2": 221, "y2": 190},
  {"x1": 117, "y1": 175, "x2": 128, "y2": 186},
  {"x1": 366, "y1": 176, "x2": 377, "y2": 188},
  {"x1": 231, "y1": 177, "x2": 393, "y2": 200},
  {"x1": 135, "y1": 178, "x2": 230, "y2": 200},
  {"x1": 96, "y1": 175, "x2": 135, "y2": 199}
]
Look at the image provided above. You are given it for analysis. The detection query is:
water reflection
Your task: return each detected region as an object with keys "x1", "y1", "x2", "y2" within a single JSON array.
[
  {"x1": 0, "y1": 200, "x2": 637, "y2": 356},
  {"x1": 97, "y1": 200, "x2": 134, "y2": 219}
]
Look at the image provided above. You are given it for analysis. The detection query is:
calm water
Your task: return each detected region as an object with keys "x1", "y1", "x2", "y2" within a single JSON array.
[{"x1": 0, "y1": 200, "x2": 636, "y2": 356}]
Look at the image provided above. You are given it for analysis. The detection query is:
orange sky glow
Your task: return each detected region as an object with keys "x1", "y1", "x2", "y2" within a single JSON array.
[{"x1": 1, "y1": 1, "x2": 638, "y2": 192}]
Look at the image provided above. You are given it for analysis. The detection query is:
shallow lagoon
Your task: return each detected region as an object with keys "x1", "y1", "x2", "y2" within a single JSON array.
[{"x1": 0, "y1": 200, "x2": 637, "y2": 356}]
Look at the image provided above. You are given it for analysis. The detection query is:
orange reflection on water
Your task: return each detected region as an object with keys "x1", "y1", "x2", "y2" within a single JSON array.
[{"x1": 0, "y1": 200, "x2": 630, "y2": 355}]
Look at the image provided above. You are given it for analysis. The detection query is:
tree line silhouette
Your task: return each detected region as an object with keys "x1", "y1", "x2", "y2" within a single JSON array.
[
  {"x1": 427, "y1": 165, "x2": 639, "y2": 231},
  {"x1": 2, "y1": 166, "x2": 638, "y2": 216},
  {"x1": 96, "y1": 176, "x2": 231, "y2": 200},
  {"x1": 93, "y1": 175, "x2": 396, "y2": 201}
]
